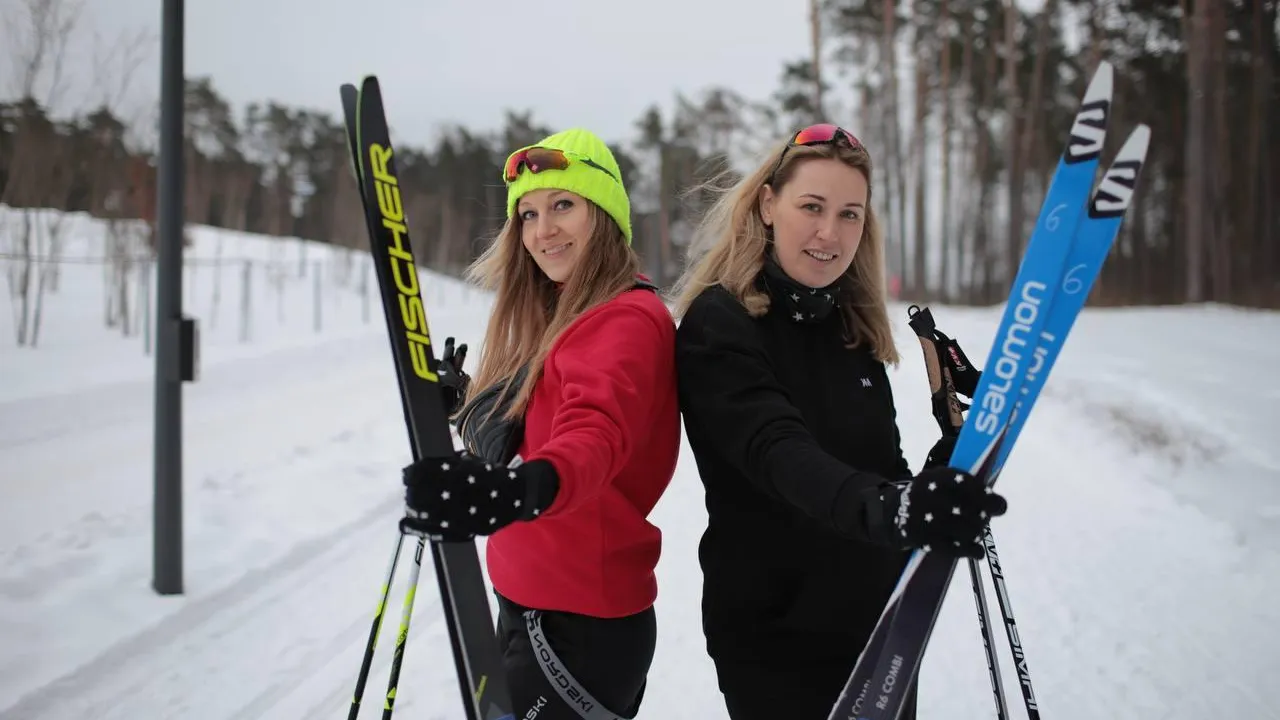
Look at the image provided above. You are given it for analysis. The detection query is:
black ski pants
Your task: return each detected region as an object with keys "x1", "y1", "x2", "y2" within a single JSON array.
[
  {"x1": 711, "y1": 644, "x2": 919, "y2": 720},
  {"x1": 495, "y1": 593, "x2": 656, "y2": 720}
]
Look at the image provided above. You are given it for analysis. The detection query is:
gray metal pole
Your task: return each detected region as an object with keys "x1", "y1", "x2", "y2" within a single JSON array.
[{"x1": 153, "y1": 0, "x2": 184, "y2": 595}]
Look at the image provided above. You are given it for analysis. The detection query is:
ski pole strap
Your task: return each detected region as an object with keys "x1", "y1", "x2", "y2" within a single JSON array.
[
  {"x1": 907, "y1": 304, "x2": 975, "y2": 436},
  {"x1": 935, "y1": 330, "x2": 981, "y2": 399},
  {"x1": 524, "y1": 610, "x2": 626, "y2": 720}
]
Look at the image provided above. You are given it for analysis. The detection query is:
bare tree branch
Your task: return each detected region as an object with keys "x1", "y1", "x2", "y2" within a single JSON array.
[
  {"x1": 4, "y1": 0, "x2": 86, "y2": 107},
  {"x1": 89, "y1": 24, "x2": 154, "y2": 116}
]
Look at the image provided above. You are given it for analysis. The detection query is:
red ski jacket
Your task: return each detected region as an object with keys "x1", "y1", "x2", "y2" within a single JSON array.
[{"x1": 484, "y1": 285, "x2": 681, "y2": 618}]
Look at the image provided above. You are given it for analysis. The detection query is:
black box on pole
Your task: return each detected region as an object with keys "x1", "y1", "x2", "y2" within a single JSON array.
[{"x1": 179, "y1": 316, "x2": 199, "y2": 382}]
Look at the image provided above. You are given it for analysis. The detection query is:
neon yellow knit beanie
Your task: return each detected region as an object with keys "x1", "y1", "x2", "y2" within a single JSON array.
[{"x1": 503, "y1": 128, "x2": 632, "y2": 245}]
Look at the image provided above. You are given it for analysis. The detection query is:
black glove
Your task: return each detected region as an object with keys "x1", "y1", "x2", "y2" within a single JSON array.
[
  {"x1": 878, "y1": 466, "x2": 1007, "y2": 559},
  {"x1": 437, "y1": 337, "x2": 470, "y2": 416},
  {"x1": 400, "y1": 451, "x2": 559, "y2": 542},
  {"x1": 923, "y1": 434, "x2": 958, "y2": 471}
]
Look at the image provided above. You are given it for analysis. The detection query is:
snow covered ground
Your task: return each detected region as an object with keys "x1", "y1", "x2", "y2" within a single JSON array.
[{"x1": 2, "y1": 207, "x2": 1277, "y2": 719}]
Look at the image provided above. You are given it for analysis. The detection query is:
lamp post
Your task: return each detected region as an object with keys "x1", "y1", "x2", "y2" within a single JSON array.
[{"x1": 153, "y1": 0, "x2": 193, "y2": 595}]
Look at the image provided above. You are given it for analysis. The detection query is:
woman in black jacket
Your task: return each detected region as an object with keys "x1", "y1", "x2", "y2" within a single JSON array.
[{"x1": 669, "y1": 124, "x2": 1009, "y2": 720}]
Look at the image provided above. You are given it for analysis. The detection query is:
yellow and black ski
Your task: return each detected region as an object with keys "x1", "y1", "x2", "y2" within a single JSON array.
[{"x1": 339, "y1": 76, "x2": 514, "y2": 720}]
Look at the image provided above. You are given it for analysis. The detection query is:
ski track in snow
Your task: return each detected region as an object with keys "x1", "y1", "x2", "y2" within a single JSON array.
[
  {"x1": 2, "y1": 213, "x2": 1277, "y2": 719},
  {"x1": 2, "y1": 496, "x2": 404, "y2": 719}
]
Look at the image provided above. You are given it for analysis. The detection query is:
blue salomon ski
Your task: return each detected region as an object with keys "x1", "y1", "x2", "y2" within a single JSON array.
[
  {"x1": 992, "y1": 124, "x2": 1153, "y2": 474},
  {"x1": 826, "y1": 60, "x2": 1150, "y2": 720}
]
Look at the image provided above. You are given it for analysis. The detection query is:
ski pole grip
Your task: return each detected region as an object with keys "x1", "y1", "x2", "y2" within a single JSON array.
[
  {"x1": 907, "y1": 305, "x2": 965, "y2": 434},
  {"x1": 907, "y1": 305, "x2": 944, "y2": 396}
]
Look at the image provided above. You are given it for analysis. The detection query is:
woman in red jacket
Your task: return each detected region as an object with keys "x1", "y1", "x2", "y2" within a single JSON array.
[{"x1": 399, "y1": 127, "x2": 681, "y2": 720}]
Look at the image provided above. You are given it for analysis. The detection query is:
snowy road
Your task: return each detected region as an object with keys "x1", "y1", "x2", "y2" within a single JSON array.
[{"x1": 0, "y1": 333, "x2": 415, "y2": 716}]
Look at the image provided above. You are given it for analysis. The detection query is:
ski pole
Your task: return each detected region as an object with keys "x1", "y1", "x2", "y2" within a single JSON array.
[
  {"x1": 349, "y1": 532, "x2": 406, "y2": 720},
  {"x1": 980, "y1": 525, "x2": 1042, "y2": 719},
  {"x1": 967, "y1": 556, "x2": 1010, "y2": 719},
  {"x1": 906, "y1": 304, "x2": 1012, "y2": 718},
  {"x1": 382, "y1": 534, "x2": 428, "y2": 719}
]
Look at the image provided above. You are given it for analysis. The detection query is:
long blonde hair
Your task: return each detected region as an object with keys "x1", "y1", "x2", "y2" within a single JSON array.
[
  {"x1": 669, "y1": 137, "x2": 900, "y2": 366},
  {"x1": 462, "y1": 201, "x2": 641, "y2": 422}
]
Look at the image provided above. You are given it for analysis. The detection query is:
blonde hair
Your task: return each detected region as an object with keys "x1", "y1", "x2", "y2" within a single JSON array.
[
  {"x1": 669, "y1": 137, "x2": 900, "y2": 366},
  {"x1": 461, "y1": 200, "x2": 641, "y2": 424}
]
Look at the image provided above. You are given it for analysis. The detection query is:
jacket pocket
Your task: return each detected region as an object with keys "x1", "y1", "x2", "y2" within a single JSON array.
[
  {"x1": 699, "y1": 531, "x2": 800, "y2": 635},
  {"x1": 771, "y1": 543, "x2": 908, "y2": 642}
]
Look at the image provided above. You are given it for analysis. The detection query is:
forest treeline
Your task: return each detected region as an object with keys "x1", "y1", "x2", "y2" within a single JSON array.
[{"x1": 2, "y1": 0, "x2": 1276, "y2": 308}]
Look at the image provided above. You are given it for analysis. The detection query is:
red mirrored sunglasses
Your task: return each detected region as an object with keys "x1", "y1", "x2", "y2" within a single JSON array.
[
  {"x1": 767, "y1": 123, "x2": 863, "y2": 184},
  {"x1": 503, "y1": 146, "x2": 618, "y2": 184}
]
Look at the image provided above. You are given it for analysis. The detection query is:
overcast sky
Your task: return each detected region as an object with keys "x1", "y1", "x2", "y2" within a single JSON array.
[{"x1": 9, "y1": 0, "x2": 816, "y2": 151}]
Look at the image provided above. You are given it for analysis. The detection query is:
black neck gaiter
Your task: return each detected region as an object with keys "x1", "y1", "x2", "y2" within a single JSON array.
[{"x1": 761, "y1": 255, "x2": 841, "y2": 324}]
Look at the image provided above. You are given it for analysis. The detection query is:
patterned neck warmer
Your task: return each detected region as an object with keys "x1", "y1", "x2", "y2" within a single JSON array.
[{"x1": 761, "y1": 255, "x2": 841, "y2": 324}]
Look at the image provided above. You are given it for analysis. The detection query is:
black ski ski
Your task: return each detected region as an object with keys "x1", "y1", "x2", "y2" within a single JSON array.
[{"x1": 339, "y1": 76, "x2": 514, "y2": 720}]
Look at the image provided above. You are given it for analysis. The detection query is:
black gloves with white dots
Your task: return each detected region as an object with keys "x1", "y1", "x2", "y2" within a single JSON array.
[
  {"x1": 400, "y1": 451, "x2": 560, "y2": 542},
  {"x1": 878, "y1": 465, "x2": 1007, "y2": 559}
]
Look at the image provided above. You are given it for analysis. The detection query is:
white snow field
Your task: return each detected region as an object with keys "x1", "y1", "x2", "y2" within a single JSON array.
[{"x1": 2, "y1": 206, "x2": 1277, "y2": 719}]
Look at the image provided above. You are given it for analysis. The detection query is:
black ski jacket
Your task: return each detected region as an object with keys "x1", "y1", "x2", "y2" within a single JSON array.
[{"x1": 675, "y1": 278, "x2": 913, "y2": 661}]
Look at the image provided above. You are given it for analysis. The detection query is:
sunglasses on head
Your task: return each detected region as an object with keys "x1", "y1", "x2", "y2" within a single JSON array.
[
  {"x1": 766, "y1": 123, "x2": 864, "y2": 185},
  {"x1": 503, "y1": 146, "x2": 619, "y2": 184}
]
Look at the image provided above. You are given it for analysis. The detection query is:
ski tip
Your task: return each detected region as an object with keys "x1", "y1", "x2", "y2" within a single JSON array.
[
  {"x1": 1114, "y1": 123, "x2": 1152, "y2": 163},
  {"x1": 1088, "y1": 124, "x2": 1151, "y2": 219},
  {"x1": 1084, "y1": 60, "x2": 1114, "y2": 104},
  {"x1": 1066, "y1": 62, "x2": 1113, "y2": 164}
]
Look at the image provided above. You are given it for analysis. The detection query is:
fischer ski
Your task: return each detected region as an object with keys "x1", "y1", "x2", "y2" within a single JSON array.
[
  {"x1": 339, "y1": 76, "x2": 514, "y2": 720},
  {"x1": 828, "y1": 60, "x2": 1151, "y2": 720}
]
